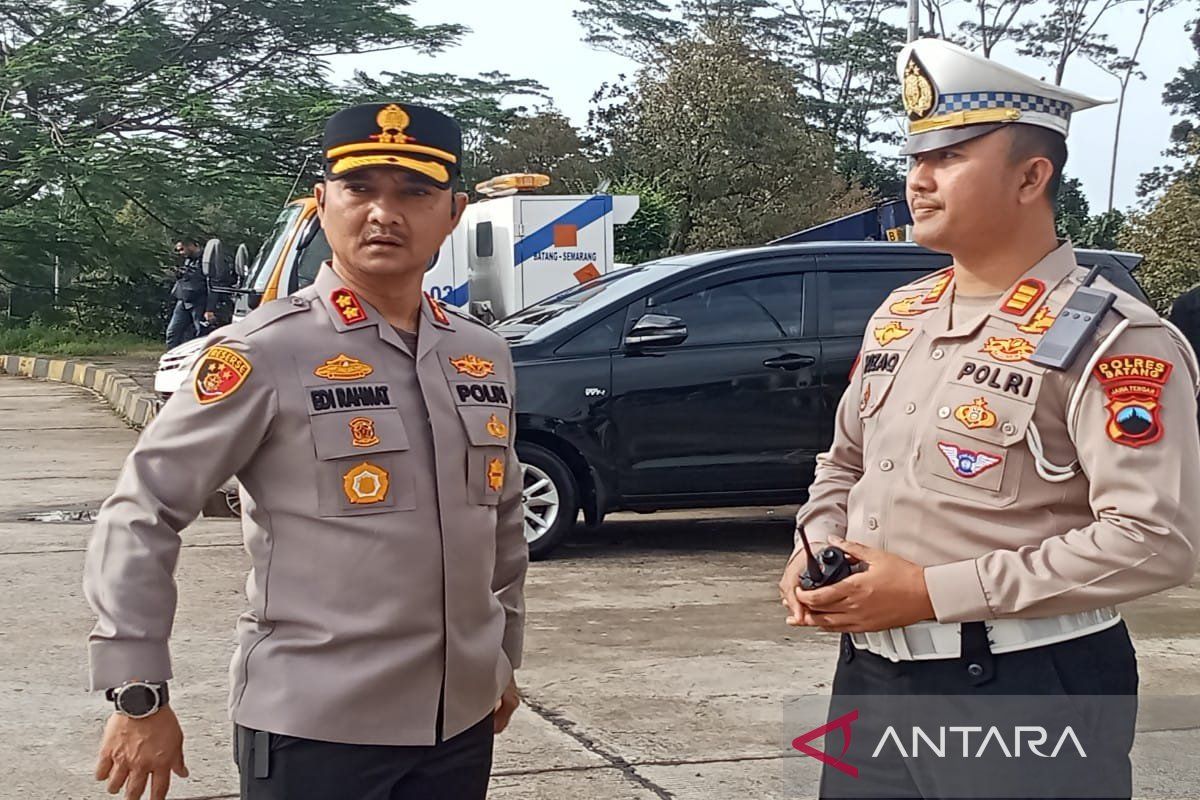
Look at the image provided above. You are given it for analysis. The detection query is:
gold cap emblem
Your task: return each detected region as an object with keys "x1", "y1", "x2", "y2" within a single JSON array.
[
  {"x1": 374, "y1": 103, "x2": 411, "y2": 144},
  {"x1": 903, "y1": 54, "x2": 936, "y2": 121}
]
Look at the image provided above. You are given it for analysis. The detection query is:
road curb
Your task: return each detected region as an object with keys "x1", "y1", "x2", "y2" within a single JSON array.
[{"x1": 0, "y1": 353, "x2": 161, "y2": 429}]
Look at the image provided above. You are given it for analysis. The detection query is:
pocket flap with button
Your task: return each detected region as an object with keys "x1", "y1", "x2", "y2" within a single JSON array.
[
  {"x1": 310, "y1": 411, "x2": 411, "y2": 461},
  {"x1": 936, "y1": 386, "x2": 1036, "y2": 447},
  {"x1": 456, "y1": 405, "x2": 512, "y2": 447}
]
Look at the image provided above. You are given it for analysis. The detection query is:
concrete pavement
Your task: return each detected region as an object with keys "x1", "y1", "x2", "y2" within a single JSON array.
[{"x1": 3, "y1": 375, "x2": 1200, "y2": 799}]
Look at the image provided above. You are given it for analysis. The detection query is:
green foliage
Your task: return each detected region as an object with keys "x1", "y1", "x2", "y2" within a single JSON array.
[
  {"x1": 1121, "y1": 152, "x2": 1200, "y2": 312},
  {"x1": 0, "y1": 320, "x2": 158, "y2": 356},
  {"x1": 610, "y1": 177, "x2": 680, "y2": 263},
  {"x1": 1055, "y1": 176, "x2": 1127, "y2": 249}
]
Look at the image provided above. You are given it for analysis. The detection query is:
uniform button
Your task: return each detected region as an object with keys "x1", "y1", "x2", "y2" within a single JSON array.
[
  {"x1": 867, "y1": 517, "x2": 879, "y2": 530},
  {"x1": 290, "y1": 296, "x2": 306, "y2": 307},
  {"x1": 932, "y1": 348, "x2": 945, "y2": 360},
  {"x1": 905, "y1": 403, "x2": 916, "y2": 414},
  {"x1": 880, "y1": 459, "x2": 894, "y2": 472},
  {"x1": 1001, "y1": 422, "x2": 1017, "y2": 435},
  {"x1": 938, "y1": 406, "x2": 951, "y2": 419},
  {"x1": 967, "y1": 663, "x2": 985, "y2": 678}
]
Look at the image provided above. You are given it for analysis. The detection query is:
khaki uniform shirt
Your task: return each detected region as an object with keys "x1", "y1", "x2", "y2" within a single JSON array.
[
  {"x1": 84, "y1": 264, "x2": 527, "y2": 746},
  {"x1": 796, "y1": 243, "x2": 1200, "y2": 623}
]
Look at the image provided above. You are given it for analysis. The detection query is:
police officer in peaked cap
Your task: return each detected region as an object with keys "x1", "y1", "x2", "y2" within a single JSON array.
[
  {"x1": 778, "y1": 39, "x2": 1200, "y2": 799},
  {"x1": 85, "y1": 102, "x2": 527, "y2": 800}
]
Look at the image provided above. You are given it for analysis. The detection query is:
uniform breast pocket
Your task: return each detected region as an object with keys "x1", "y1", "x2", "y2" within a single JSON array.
[
  {"x1": 454, "y1": 405, "x2": 512, "y2": 506},
  {"x1": 916, "y1": 388, "x2": 1036, "y2": 508},
  {"x1": 309, "y1": 412, "x2": 417, "y2": 516}
]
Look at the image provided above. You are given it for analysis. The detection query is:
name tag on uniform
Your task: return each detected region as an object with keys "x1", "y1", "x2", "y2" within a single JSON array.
[{"x1": 309, "y1": 383, "x2": 393, "y2": 414}]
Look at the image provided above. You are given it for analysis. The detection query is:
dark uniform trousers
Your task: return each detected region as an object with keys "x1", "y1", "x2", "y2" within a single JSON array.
[
  {"x1": 819, "y1": 622, "x2": 1138, "y2": 800},
  {"x1": 235, "y1": 713, "x2": 494, "y2": 800}
]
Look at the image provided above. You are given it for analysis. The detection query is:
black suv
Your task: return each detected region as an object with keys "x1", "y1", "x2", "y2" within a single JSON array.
[{"x1": 498, "y1": 242, "x2": 1148, "y2": 558}]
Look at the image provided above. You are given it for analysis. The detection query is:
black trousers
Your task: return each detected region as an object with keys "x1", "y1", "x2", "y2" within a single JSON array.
[
  {"x1": 819, "y1": 621, "x2": 1138, "y2": 800},
  {"x1": 235, "y1": 713, "x2": 494, "y2": 800}
]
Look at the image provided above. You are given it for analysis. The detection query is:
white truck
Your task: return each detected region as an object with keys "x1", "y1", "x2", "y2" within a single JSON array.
[{"x1": 154, "y1": 174, "x2": 639, "y2": 395}]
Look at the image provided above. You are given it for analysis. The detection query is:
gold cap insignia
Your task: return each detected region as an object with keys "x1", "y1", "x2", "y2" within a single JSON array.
[
  {"x1": 343, "y1": 462, "x2": 390, "y2": 504},
  {"x1": 486, "y1": 413, "x2": 509, "y2": 441},
  {"x1": 903, "y1": 53, "x2": 937, "y2": 121},
  {"x1": 954, "y1": 398, "x2": 998, "y2": 430},
  {"x1": 314, "y1": 354, "x2": 374, "y2": 381},
  {"x1": 349, "y1": 417, "x2": 380, "y2": 448},
  {"x1": 373, "y1": 103, "x2": 412, "y2": 145},
  {"x1": 450, "y1": 354, "x2": 495, "y2": 379}
]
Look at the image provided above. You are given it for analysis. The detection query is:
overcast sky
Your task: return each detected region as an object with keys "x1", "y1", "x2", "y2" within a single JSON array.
[{"x1": 328, "y1": 0, "x2": 1196, "y2": 214}]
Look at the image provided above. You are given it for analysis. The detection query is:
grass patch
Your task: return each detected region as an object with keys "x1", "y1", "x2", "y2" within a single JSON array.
[{"x1": 0, "y1": 325, "x2": 160, "y2": 357}]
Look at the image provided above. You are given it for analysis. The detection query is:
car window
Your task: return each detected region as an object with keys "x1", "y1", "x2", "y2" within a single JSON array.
[
  {"x1": 649, "y1": 273, "x2": 803, "y2": 346},
  {"x1": 823, "y1": 270, "x2": 930, "y2": 337},
  {"x1": 295, "y1": 227, "x2": 331, "y2": 290},
  {"x1": 556, "y1": 308, "x2": 628, "y2": 356},
  {"x1": 249, "y1": 204, "x2": 304, "y2": 293}
]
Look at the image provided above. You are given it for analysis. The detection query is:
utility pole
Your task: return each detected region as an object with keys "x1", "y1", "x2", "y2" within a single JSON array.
[{"x1": 907, "y1": 0, "x2": 919, "y2": 42}]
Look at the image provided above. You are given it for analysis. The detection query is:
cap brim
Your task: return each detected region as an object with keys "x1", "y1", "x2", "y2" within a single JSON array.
[
  {"x1": 327, "y1": 154, "x2": 452, "y2": 187},
  {"x1": 901, "y1": 123, "x2": 1007, "y2": 156}
]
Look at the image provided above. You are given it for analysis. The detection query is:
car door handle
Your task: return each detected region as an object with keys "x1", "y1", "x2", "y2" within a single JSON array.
[{"x1": 762, "y1": 354, "x2": 816, "y2": 370}]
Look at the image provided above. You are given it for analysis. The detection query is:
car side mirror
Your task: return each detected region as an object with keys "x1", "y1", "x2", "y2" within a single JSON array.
[{"x1": 625, "y1": 313, "x2": 688, "y2": 348}]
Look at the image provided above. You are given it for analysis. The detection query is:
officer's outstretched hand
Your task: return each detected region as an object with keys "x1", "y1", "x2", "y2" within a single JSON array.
[
  {"x1": 792, "y1": 536, "x2": 936, "y2": 633},
  {"x1": 95, "y1": 707, "x2": 188, "y2": 800},
  {"x1": 494, "y1": 677, "x2": 521, "y2": 734}
]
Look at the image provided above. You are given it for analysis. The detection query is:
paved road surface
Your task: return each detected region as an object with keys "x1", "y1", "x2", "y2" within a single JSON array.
[{"x1": 2, "y1": 376, "x2": 1199, "y2": 799}]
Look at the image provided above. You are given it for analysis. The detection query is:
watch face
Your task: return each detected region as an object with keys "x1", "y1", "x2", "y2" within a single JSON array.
[{"x1": 118, "y1": 684, "x2": 158, "y2": 717}]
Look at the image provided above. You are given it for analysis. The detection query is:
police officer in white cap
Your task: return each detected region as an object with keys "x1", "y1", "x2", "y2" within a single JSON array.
[{"x1": 779, "y1": 39, "x2": 1200, "y2": 798}]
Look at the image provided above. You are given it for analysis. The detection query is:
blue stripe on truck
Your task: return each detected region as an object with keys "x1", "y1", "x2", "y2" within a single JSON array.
[{"x1": 513, "y1": 196, "x2": 614, "y2": 267}]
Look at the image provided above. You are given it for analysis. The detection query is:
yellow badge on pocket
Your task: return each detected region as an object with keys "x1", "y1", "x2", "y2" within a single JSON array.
[
  {"x1": 450, "y1": 354, "x2": 495, "y2": 379},
  {"x1": 314, "y1": 354, "x2": 374, "y2": 381},
  {"x1": 349, "y1": 417, "x2": 380, "y2": 448},
  {"x1": 486, "y1": 457, "x2": 505, "y2": 492},
  {"x1": 981, "y1": 336, "x2": 1035, "y2": 363},
  {"x1": 343, "y1": 462, "x2": 390, "y2": 504},
  {"x1": 954, "y1": 397, "x2": 997, "y2": 430},
  {"x1": 194, "y1": 346, "x2": 252, "y2": 405},
  {"x1": 486, "y1": 413, "x2": 509, "y2": 441}
]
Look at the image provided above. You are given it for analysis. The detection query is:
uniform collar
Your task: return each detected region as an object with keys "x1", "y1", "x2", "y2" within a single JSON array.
[
  {"x1": 927, "y1": 241, "x2": 1079, "y2": 339},
  {"x1": 312, "y1": 262, "x2": 455, "y2": 358}
]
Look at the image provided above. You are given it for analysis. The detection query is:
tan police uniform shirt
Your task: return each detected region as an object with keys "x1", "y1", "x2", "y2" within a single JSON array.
[
  {"x1": 796, "y1": 242, "x2": 1200, "y2": 623},
  {"x1": 83, "y1": 263, "x2": 527, "y2": 746}
]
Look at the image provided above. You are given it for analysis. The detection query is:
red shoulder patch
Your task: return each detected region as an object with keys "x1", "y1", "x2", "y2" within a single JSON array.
[
  {"x1": 330, "y1": 287, "x2": 368, "y2": 325},
  {"x1": 194, "y1": 346, "x2": 252, "y2": 405},
  {"x1": 1092, "y1": 354, "x2": 1173, "y2": 448}
]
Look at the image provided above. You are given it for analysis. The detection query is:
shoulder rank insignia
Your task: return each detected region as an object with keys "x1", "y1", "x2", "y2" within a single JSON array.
[
  {"x1": 343, "y1": 461, "x2": 390, "y2": 504},
  {"x1": 981, "y1": 336, "x2": 1035, "y2": 363},
  {"x1": 954, "y1": 398, "x2": 997, "y2": 430},
  {"x1": 938, "y1": 442, "x2": 1002, "y2": 478},
  {"x1": 486, "y1": 413, "x2": 509, "y2": 441},
  {"x1": 450, "y1": 354, "x2": 495, "y2": 379},
  {"x1": 1017, "y1": 305, "x2": 1057, "y2": 335},
  {"x1": 1093, "y1": 355, "x2": 1173, "y2": 448},
  {"x1": 425, "y1": 292, "x2": 451, "y2": 327},
  {"x1": 874, "y1": 321, "x2": 913, "y2": 347},
  {"x1": 1001, "y1": 279, "x2": 1046, "y2": 316},
  {"x1": 314, "y1": 354, "x2": 374, "y2": 381},
  {"x1": 349, "y1": 417, "x2": 380, "y2": 448},
  {"x1": 889, "y1": 295, "x2": 932, "y2": 317},
  {"x1": 194, "y1": 345, "x2": 252, "y2": 405},
  {"x1": 486, "y1": 456, "x2": 506, "y2": 492},
  {"x1": 331, "y1": 287, "x2": 368, "y2": 325},
  {"x1": 922, "y1": 270, "x2": 953, "y2": 305}
]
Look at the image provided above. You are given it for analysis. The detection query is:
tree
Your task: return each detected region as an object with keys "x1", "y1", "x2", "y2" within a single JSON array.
[
  {"x1": 608, "y1": 23, "x2": 869, "y2": 252},
  {"x1": 1137, "y1": 16, "x2": 1199, "y2": 198},
  {"x1": 1121, "y1": 150, "x2": 1200, "y2": 311},
  {"x1": 1055, "y1": 176, "x2": 1126, "y2": 249},
  {"x1": 956, "y1": 0, "x2": 1037, "y2": 57},
  {"x1": 485, "y1": 111, "x2": 599, "y2": 193},
  {"x1": 610, "y1": 176, "x2": 680, "y2": 263},
  {"x1": 1093, "y1": 0, "x2": 1179, "y2": 212},
  {"x1": 0, "y1": 1, "x2": 464, "y2": 333},
  {"x1": 1018, "y1": 0, "x2": 1131, "y2": 85}
]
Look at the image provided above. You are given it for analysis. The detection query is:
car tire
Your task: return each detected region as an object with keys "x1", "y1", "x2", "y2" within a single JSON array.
[{"x1": 517, "y1": 442, "x2": 579, "y2": 560}]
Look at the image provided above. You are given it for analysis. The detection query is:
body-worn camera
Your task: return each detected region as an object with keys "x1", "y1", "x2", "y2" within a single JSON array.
[{"x1": 797, "y1": 526, "x2": 853, "y2": 590}]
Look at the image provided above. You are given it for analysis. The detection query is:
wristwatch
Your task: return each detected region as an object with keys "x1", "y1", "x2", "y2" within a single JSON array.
[{"x1": 105, "y1": 681, "x2": 169, "y2": 719}]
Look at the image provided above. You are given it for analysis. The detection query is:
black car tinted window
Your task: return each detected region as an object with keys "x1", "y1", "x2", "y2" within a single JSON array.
[
  {"x1": 824, "y1": 271, "x2": 929, "y2": 336},
  {"x1": 556, "y1": 308, "x2": 628, "y2": 356},
  {"x1": 650, "y1": 273, "x2": 803, "y2": 346}
]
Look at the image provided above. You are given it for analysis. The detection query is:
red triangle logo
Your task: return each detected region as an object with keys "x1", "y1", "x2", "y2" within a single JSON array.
[{"x1": 791, "y1": 709, "x2": 859, "y2": 778}]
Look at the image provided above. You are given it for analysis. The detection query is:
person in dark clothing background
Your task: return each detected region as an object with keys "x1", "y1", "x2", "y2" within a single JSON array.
[
  {"x1": 165, "y1": 238, "x2": 215, "y2": 348},
  {"x1": 1168, "y1": 282, "x2": 1200, "y2": 361}
]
